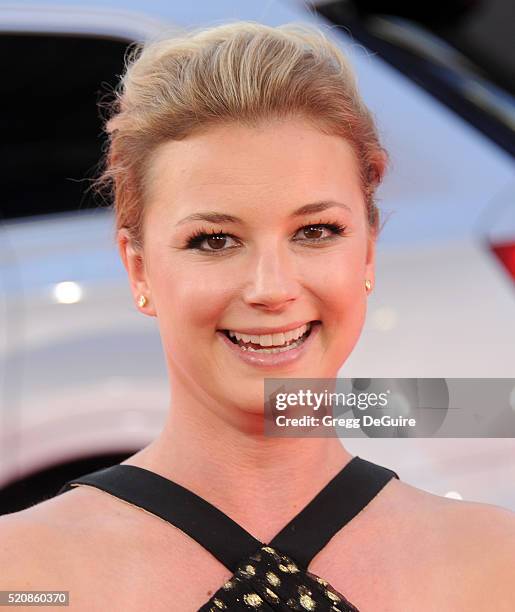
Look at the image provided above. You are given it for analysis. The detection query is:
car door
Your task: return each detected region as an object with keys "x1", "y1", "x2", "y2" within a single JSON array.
[{"x1": 0, "y1": 14, "x2": 169, "y2": 495}]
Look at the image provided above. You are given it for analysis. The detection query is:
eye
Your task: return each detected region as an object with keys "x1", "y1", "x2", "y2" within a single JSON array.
[
  {"x1": 293, "y1": 223, "x2": 347, "y2": 242},
  {"x1": 184, "y1": 221, "x2": 347, "y2": 254},
  {"x1": 185, "y1": 229, "x2": 239, "y2": 252}
]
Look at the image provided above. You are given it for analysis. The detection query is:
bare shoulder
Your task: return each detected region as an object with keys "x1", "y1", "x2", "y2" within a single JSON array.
[
  {"x1": 0, "y1": 499, "x2": 72, "y2": 590},
  {"x1": 0, "y1": 486, "x2": 135, "y2": 599},
  {"x1": 396, "y1": 480, "x2": 515, "y2": 609},
  {"x1": 420, "y1": 488, "x2": 515, "y2": 558},
  {"x1": 0, "y1": 485, "x2": 233, "y2": 610},
  {"x1": 443, "y1": 496, "x2": 515, "y2": 603},
  {"x1": 0, "y1": 487, "x2": 146, "y2": 611}
]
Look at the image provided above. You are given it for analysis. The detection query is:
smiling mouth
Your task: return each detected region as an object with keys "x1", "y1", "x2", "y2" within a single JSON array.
[{"x1": 221, "y1": 320, "x2": 320, "y2": 353}]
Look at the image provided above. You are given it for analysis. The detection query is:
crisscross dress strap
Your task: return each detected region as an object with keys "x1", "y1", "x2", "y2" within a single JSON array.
[
  {"x1": 57, "y1": 464, "x2": 262, "y2": 572},
  {"x1": 57, "y1": 455, "x2": 398, "y2": 573},
  {"x1": 268, "y1": 456, "x2": 399, "y2": 568}
]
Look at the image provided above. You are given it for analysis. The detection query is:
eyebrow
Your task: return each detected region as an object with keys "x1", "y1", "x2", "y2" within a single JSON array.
[{"x1": 175, "y1": 200, "x2": 352, "y2": 227}]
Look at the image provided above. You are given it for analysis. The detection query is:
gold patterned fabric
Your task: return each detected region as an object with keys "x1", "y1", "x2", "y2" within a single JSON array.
[{"x1": 198, "y1": 544, "x2": 359, "y2": 611}]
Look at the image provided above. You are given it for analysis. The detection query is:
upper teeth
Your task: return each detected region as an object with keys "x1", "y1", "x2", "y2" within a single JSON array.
[{"x1": 228, "y1": 323, "x2": 311, "y2": 347}]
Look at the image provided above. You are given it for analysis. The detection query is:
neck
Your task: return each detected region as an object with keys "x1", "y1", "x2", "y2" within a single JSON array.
[{"x1": 124, "y1": 381, "x2": 353, "y2": 542}]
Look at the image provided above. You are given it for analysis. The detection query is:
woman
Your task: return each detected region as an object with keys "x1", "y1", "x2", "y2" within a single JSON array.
[{"x1": 1, "y1": 21, "x2": 514, "y2": 611}]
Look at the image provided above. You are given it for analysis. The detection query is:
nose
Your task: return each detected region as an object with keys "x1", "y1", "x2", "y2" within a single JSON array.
[{"x1": 242, "y1": 243, "x2": 301, "y2": 311}]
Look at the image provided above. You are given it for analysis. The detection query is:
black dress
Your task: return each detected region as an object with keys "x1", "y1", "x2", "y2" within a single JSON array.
[{"x1": 57, "y1": 455, "x2": 399, "y2": 611}]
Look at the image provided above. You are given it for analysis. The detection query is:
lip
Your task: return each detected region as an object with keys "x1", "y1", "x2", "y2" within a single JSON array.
[
  {"x1": 217, "y1": 321, "x2": 321, "y2": 369},
  {"x1": 219, "y1": 320, "x2": 319, "y2": 336}
]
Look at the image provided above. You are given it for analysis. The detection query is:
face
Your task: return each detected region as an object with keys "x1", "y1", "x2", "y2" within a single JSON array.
[{"x1": 119, "y1": 117, "x2": 375, "y2": 416}]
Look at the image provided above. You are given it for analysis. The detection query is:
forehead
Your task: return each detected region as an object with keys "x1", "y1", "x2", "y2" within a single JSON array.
[{"x1": 143, "y1": 118, "x2": 362, "y2": 220}]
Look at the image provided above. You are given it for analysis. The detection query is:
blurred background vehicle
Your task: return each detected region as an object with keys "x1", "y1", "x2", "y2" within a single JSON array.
[{"x1": 0, "y1": 0, "x2": 514, "y2": 515}]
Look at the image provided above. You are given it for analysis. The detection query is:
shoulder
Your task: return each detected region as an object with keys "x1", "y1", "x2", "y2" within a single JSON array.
[
  {"x1": 426, "y1": 491, "x2": 515, "y2": 559},
  {"x1": 0, "y1": 486, "x2": 129, "y2": 588},
  {"x1": 389, "y1": 475, "x2": 515, "y2": 539},
  {"x1": 0, "y1": 486, "x2": 147, "y2": 609},
  {"x1": 445, "y1": 499, "x2": 515, "y2": 603},
  {"x1": 0, "y1": 484, "x2": 226, "y2": 608},
  {"x1": 0, "y1": 505, "x2": 71, "y2": 589},
  {"x1": 396, "y1": 481, "x2": 515, "y2": 608}
]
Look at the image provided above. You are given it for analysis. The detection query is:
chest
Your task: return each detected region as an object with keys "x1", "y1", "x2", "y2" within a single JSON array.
[{"x1": 65, "y1": 523, "x2": 471, "y2": 612}]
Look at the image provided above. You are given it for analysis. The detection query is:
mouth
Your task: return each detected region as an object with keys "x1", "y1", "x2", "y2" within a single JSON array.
[{"x1": 219, "y1": 320, "x2": 321, "y2": 354}]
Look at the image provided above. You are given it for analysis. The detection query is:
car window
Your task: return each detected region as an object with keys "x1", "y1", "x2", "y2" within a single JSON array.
[
  {"x1": 314, "y1": 1, "x2": 515, "y2": 157},
  {"x1": 0, "y1": 33, "x2": 131, "y2": 221}
]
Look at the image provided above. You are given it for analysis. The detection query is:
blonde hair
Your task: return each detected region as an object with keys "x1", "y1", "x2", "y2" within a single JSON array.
[{"x1": 98, "y1": 20, "x2": 388, "y2": 251}]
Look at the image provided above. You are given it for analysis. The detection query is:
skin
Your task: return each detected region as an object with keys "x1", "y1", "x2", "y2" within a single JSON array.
[
  {"x1": 116, "y1": 116, "x2": 377, "y2": 539},
  {"x1": 1, "y1": 116, "x2": 515, "y2": 610}
]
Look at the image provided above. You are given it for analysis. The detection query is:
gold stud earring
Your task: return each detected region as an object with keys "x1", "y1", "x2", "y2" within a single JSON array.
[
  {"x1": 138, "y1": 295, "x2": 147, "y2": 308},
  {"x1": 365, "y1": 279, "x2": 372, "y2": 292}
]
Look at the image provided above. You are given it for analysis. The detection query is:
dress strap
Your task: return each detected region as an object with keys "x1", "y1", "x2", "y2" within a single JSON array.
[
  {"x1": 57, "y1": 464, "x2": 262, "y2": 572},
  {"x1": 57, "y1": 455, "x2": 398, "y2": 572},
  {"x1": 268, "y1": 456, "x2": 399, "y2": 567}
]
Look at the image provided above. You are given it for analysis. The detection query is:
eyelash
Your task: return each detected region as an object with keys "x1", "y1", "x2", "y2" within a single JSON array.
[{"x1": 184, "y1": 220, "x2": 348, "y2": 253}]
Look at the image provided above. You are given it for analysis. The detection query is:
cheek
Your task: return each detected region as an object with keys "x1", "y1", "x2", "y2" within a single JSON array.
[
  {"x1": 157, "y1": 262, "x2": 231, "y2": 329},
  {"x1": 308, "y1": 247, "x2": 367, "y2": 301}
]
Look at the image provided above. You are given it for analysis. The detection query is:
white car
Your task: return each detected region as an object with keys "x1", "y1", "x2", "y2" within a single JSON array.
[{"x1": 0, "y1": 0, "x2": 514, "y2": 514}]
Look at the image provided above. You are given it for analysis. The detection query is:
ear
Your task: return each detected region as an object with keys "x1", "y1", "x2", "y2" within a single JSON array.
[
  {"x1": 365, "y1": 232, "x2": 376, "y2": 292},
  {"x1": 117, "y1": 228, "x2": 156, "y2": 317}
]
